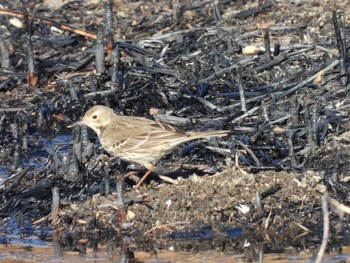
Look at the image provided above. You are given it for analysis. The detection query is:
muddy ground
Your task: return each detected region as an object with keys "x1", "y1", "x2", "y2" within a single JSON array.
[{"x1": 1, "y1": 0, "x2": 350, "y2": 253}]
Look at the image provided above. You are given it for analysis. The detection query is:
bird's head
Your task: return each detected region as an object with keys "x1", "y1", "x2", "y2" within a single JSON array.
[{"x1": 68, "y1": 105, "x2": 114, "y2": 135}]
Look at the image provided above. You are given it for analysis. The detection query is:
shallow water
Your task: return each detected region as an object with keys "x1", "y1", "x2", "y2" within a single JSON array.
[
  {"x1": 0, "y1": 219, "x2": 347, "y2": 263},
  {"x1": 0, "y1": 133, "x2": 72, "y2": 178},
  {"x1": 1, "y1": 240, "x2": 350, "y2": 263}
]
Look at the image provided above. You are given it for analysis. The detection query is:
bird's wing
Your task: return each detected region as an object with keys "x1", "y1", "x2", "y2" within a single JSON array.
[{"x1": 104, "y1": 121, "x2": 189, "y2": 151}]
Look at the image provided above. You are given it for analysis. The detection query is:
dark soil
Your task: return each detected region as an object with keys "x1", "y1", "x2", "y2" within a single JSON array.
[{"x1": 1, "y1": 0, "x2": 350, "y2": 254}]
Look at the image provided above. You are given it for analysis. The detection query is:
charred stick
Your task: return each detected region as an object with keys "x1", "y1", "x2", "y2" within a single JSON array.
[
  {"x1": 290, "y1": 96, "x2": 301, "y2": 126},
  {"x1": 263, "y1": 28, "x2": 272, "y2": 61},
  {"x1": 256, "y1": 191, "x2": 263, "y2": 216},
  {"x1": 116, "y1": 174, "x2": 127, "y2": 225},
  {"x1": 287, "y1": 131, "x2": 297, "y2": 167},
  {"x1": 253, "y1": 55, "x2": 286, "y2": 72},
  {"x1": 273, "y1": 59, "x2": 339, "y2": 100},
  {"x1": 111, "y1": 45, "x2": 121, "y2": 87},
  {"x1": 15, "y1": 166, "x2": 30, "y2": 186},
  {"x1": 331, "y1": 141, "x2": 340, "y2": 188},
  {"x1": 63, "y1": 149, "x2": 80, "y2": 182},
  {"x1": 104, "y1": 162, "x2": 110, "y2": 196},
  {"x1": 273, "y1": 42, "x2": 280, "y2": 56},
  {"x1": 261, "y1": 184, "x2": 281, "y2": 199},
  {"x1": 212, "y1": 0, "x2": 222, "y2": 24},
  {"x1": 234, "y1": 139, "x2": 261, "y2": 167},
  {"x1": 88, "y1": 75, "x2": 98, "y2": 92},
  {"x1": 261, "y1": 100, "x2": 268, "y2": 121},
  {"x1": 234, "y1": 4, "x2": 272, "y2": 19},
  {"x1": 230, "y1": 106, "x2": 260, "y2": 124},
  {"x1": 315, "y1": 195, "x2": 329, "y2": 263},
  {"x1": 332, "y1": 11, "x2": 348, "y2": 86},
  {"x1": 0, "y1": 37, "x2": 10, "y2": 69},
  {"x1": 196, "y1": 97, "x2": 223, "y2": 112},
  {"x1": 0, "y1": 114, "x2": 5, "y2": 133},
  {"x1": 95, "y1": 31, "x2": 105, "y2": 75},
  {"x1": 305, "y1": 104, "x2": 319, "y2": 155},
  {"x1": 199, "y1": 56, "x2": 256, "y2": 83},
  {"x1": 67, "y1": 81, "x2": 79, "y2": 101},
  {"x1": 22, "y1": 7, "x2": 37, "y2": 87},
  {"x1": 237, "y1": 70, "x2": 247, "y2": 112},
  {"x1": 51, "y1": 186, "x2": 60, "y2": 224},
  {"x1": 0, "y1": 9, "x2": 97, "y2": 39},
  {"x1": 104, "y1": 1, "x2": 114, "y2": 56}
]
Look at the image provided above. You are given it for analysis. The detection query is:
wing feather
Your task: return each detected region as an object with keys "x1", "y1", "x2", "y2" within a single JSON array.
[{"x1": 101, "y1": 117, "x2": 189, "y2": 151}]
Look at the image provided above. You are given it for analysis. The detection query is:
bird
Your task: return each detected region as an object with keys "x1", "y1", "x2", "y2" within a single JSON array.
[{"x1": 68, "y1": 105, "x2": 229, "y2": 187}]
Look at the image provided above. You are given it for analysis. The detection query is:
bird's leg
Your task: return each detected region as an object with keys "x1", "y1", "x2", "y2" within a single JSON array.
[{"x1": 134, "y1": 169, "x2": 152, "y2": 188}]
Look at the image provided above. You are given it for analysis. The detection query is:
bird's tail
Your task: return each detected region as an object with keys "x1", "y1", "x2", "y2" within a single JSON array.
[{"x1": 187, "y1": 130, "x2": 229, "y2": 140}]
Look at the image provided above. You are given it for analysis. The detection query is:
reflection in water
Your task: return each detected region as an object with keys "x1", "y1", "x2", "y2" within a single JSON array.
[
  {"x1": 0, "y1": 219, "x2": 347, "y2": 263},
  {"x1": 0, "y1": 209, "x2": 347, "y2": 263},
  {"x1": 1, "y1": 237, "x2": 350, "y2": 263},
  {"x1": 0, "y1": 134, "x2": 72, "y2": 177}
]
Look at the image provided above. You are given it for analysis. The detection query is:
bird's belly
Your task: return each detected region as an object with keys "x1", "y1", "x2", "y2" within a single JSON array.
[{"x1": 102, "y1": 142, "x2": 167, "y2": 168}]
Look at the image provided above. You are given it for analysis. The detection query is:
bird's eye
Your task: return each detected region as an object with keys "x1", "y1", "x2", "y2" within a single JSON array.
[{"x1": 92, "y1": 115, "x2": 97, "y2": 119}]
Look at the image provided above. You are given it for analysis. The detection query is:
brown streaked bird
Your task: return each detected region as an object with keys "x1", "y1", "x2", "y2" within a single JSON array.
[{"x1": 69, "y1": 105, "x2": 228, "y2": 187}]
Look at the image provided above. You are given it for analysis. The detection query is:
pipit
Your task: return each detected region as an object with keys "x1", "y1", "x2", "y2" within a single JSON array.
[{"x1": 69, "y1": 105, "x2": 228, "y2": 187}]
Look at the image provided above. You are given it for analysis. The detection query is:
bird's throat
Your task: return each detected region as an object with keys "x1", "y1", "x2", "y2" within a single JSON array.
[{"x1": 94, "y1": 125, "x2": 106, "y2": 137}]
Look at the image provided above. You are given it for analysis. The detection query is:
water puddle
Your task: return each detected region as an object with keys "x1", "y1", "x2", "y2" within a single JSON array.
[
  {"x1": 1, "y1": 239, "x2": 350, "y2": 262},
  {"x1": 0, "y1": 217, "x2": 348, "y2": 263},
  {"x1": 0, "y1": 133, "x2": 72, "y2": 178}
]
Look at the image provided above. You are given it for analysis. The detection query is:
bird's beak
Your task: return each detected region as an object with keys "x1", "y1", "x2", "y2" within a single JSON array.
[{"x1": 67, "y1": 120, "x2": 84, "y2": 128}]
